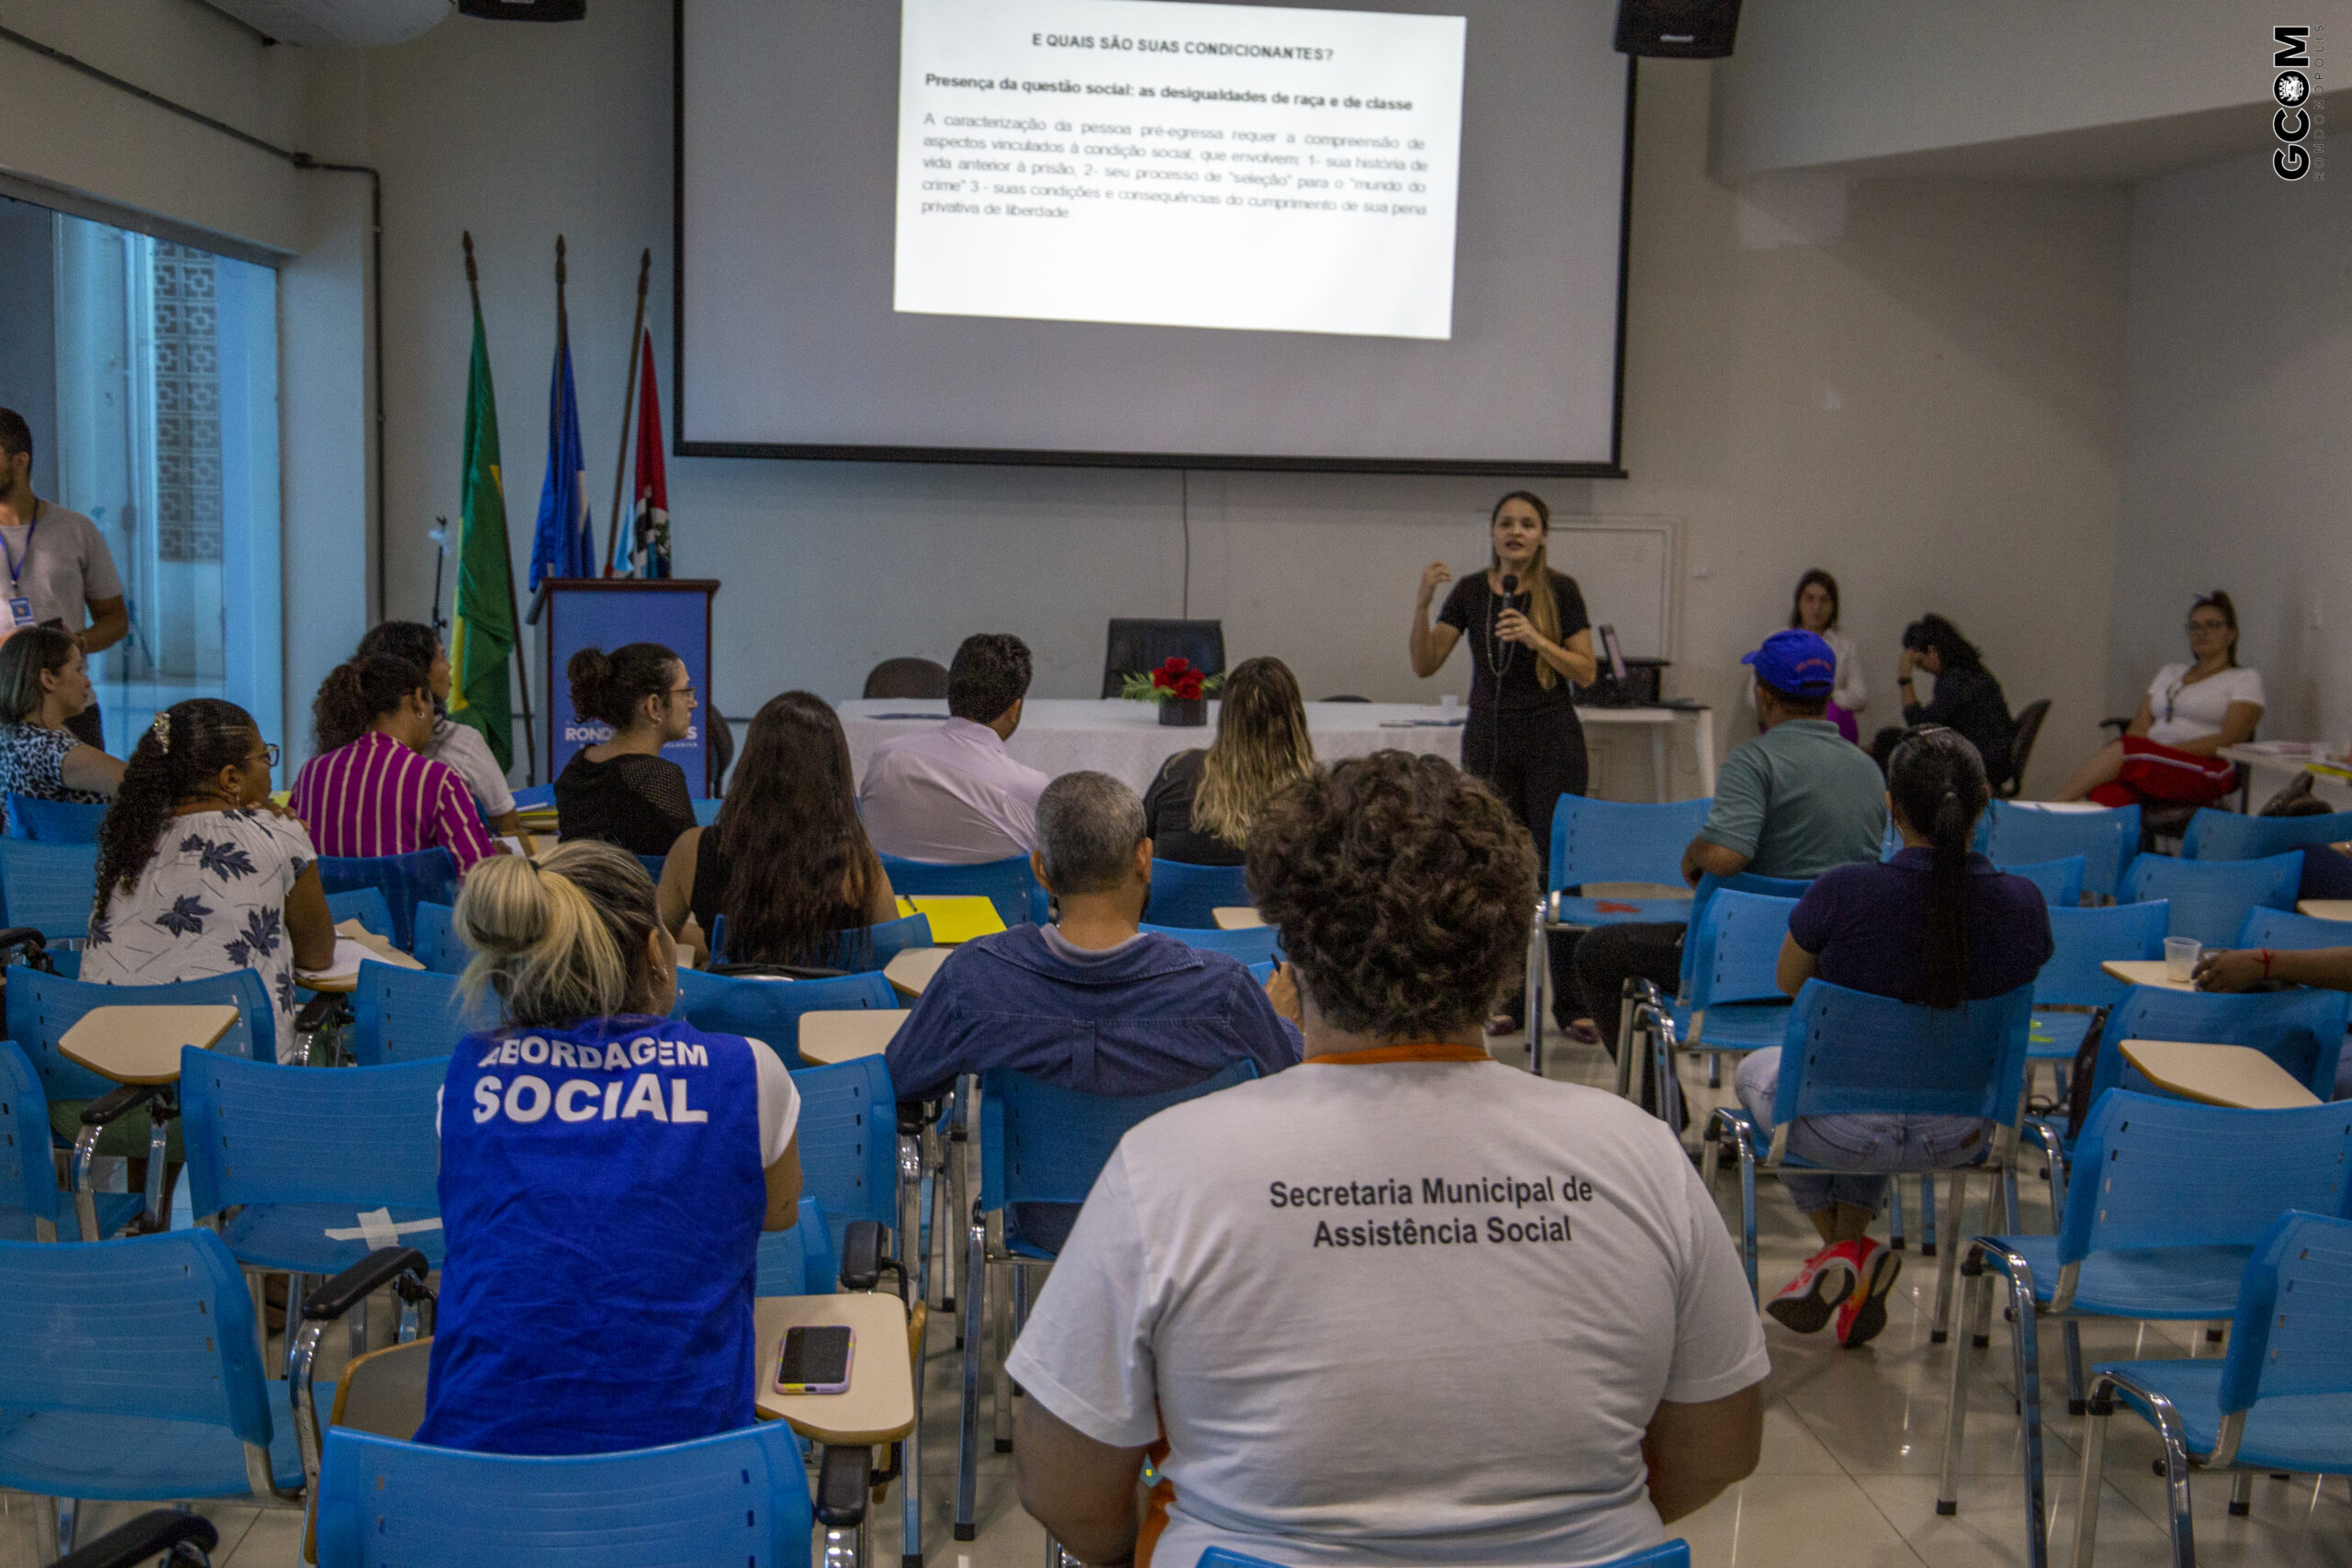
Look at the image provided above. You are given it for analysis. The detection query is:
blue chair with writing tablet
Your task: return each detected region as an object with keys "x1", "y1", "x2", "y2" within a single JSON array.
[
  {"x1": 1984, "y1": 801, "x2": 2140, "y2": 901},
  {"x1": 5, "y1": 793, "x2": 107, "y2": 843},
  {"x1": 2119, "y1": 850, "x2": 2302, "y2": 951},
  {"x1": 1139, "y1": 920, "x2": 1280, "y2": 966},
  {"x1": 2181, "y1": 805, "x2": 2352, "y2": 863},
  {"x1": 880, "y1": 852, "x2": 1046, "y2": 929}
]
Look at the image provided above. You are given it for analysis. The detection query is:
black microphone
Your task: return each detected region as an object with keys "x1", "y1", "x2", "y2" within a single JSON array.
[{"x1": 1499, "y1": 571, "x2": 1519, "y2": 601}]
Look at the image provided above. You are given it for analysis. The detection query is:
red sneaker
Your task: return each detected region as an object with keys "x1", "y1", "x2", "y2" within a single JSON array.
[
  {"x1": 1835, "y1": 1238, "x2": 1904, "y2": 1348},
  {"x1": 1765, "y1": 1241, "x2": 1860, "y2": 1335}
]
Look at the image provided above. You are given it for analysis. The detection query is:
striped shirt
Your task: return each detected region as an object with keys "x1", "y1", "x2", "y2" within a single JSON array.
[{"x1": 290, "y1": 731, "x2": 497, "y2": 871}]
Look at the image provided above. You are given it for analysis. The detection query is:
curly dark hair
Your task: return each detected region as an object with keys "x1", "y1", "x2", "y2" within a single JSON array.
[
  {"x1": 95, "y1": 699, "x2": 260, "y2": 922},
  {"x1": 313, "y1": 654, "x2": 428, "y2": 753},
  {"x1": 1247, "y1": 750, "x2": 1537, "y2": 1041}
]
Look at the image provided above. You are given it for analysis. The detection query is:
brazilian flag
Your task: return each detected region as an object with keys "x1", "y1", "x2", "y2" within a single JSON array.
[{"x1": 447, "y1": 294, "x2": 517, "y2": 771}]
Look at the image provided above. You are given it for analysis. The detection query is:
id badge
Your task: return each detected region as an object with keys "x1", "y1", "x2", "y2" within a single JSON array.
[{"x1": 6, "y1": 599, "x2": 33, "y2": 629}]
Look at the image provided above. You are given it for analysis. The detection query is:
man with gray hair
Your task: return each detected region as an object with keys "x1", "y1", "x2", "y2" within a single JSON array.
[{"x1": 885, "y1": 770, "x2": 1301, "y2": 1116}]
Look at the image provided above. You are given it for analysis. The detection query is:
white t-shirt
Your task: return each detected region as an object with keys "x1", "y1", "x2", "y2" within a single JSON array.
[
  {"x1": 2145, "y1": 662, "x2": 2265, "y2": 747},
  {"x1": 427, "y1": 717, "x2": 518, "y2": 820},
  {"x1": 440, "y1": 1032, "x2": 798, "y2": 1167},
  {"x1": 1003, "y1": 1057, "x2": 1770, "y2": 1568}
]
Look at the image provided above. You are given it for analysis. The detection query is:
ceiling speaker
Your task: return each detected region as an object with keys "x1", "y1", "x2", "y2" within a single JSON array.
[
  {"x1": 458, "y1": 0, "x2": 585, "y2": 20},
  {"x1": 1613, "y1": 0, "x2": 1741, "y2": 59}
]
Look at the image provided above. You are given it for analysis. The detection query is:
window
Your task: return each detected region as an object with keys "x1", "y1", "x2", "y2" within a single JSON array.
[{"x1": 0, "y1": 194, "x2": 282, "y2": 764}]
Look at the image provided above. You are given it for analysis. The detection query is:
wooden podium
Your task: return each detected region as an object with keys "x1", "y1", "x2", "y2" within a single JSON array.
[{"x1": 535, "y1": 578, "x2": 720, "y2": 795}]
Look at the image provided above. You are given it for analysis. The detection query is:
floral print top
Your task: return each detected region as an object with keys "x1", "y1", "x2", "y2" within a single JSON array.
[{"x1": 79, "y1": 807, "x2": 318, "y2": 1063}]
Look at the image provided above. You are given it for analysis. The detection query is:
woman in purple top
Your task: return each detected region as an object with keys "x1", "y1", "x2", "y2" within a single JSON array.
[{"x1": 1736, "y1": 727, "x2": 2052, "y2": 1348}]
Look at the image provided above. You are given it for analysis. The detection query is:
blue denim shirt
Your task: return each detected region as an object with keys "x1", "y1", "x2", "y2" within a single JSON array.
[{"x1": 884, "y1": 925, "x2": 1302, "y2": 1104}]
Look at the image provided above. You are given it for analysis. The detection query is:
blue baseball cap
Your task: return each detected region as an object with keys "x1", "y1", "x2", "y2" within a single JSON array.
[{"x1": 1742, "y1": 628, "x2": 1838, "y2": 697}]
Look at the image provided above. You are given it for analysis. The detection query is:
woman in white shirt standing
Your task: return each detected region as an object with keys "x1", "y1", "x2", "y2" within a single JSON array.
[
  {"x1": 2055, "y1": 590, "x2": 2264, "y2": 807},
  {"x1": 1752, "y1": 570, "x2": 1867, "y2": 742}
]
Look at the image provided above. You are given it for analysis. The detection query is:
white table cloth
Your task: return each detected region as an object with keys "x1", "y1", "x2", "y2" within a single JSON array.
[{"x1": 838, "y1": 699, "x2": 1715, "y2": 800}]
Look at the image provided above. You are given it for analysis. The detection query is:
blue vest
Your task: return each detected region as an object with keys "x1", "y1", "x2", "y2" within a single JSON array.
[{"x1": 417, "y1": 1014, "x2": 768, "y2": 1455}]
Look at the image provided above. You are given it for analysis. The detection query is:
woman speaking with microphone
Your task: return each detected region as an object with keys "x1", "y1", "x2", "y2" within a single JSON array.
[{"x1": 1411, "y1": 491, "x2": 1597, "y2": 1030}]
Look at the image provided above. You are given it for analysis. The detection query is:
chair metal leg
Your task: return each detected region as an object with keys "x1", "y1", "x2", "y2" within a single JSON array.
[
  {"x1": 2146, "y1": 1390, "x2": 2199, "y2": 1568},
  {"x1": 954, "y1": 1204, "x2": 987, "y2": 1541},
  {"x1": 1615, "y1": 988, "x2": 1641, "y2": 1100},
  {"x1": 1938, "y1": 1247, "x2": 1979, "y2": 1515},
  {"x1": 1920, "y1": 1170, "x2": 1939, "y2": 1258},
  {"x1": 1735, "y1": 1122, "x2": 1759, "y2": 1305},
  {"x1": 904, "y1": 1284, "x2": 926, "y2": 1568},
  {"x1": 1706, "y1": 1051, "x2": 1721, "y2": 1089},
  {"x1": 2071, "y1": 1379, "x2": 2110, "y2": 1568},
  {"x1": 1699, "y1": 1117, "x2": 1721, "y2": 1190},
  {"x1": 1888, "y1": 1178, "x2": 1906, "y2": 1252},
  {"x1": 283, "y1": 1273, "x2": 308, "y2": 1378},
  {"x1": 2064, "y1": 1320, "x2": 2087, "y2": 1416},
  {"x1": 1523, "y1": 903, "x2": 1546, "y2": 1078},
  {"x1": 992, "y1": 1258, "x2": 1015, "y2": 1454},
  {"x1": 1931, "y1": 1172, "x2": 1967, "y2": 1343},
  {"x1": 2004, "y1": 1260, "x2": 2052, "y2": 1568},
  {"x1": 2228, "y1": 1471, "x2": 2254, "y2": 1517}
]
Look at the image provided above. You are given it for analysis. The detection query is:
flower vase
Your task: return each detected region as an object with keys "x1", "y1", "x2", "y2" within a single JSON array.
[{"x1": 1160, "y1": 696, "x2": 1207, "y2": 728}]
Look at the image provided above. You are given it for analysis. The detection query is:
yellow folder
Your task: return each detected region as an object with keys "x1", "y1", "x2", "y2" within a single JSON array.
[{"x1": 895, "y1": 895, "x2": 1008, "y2": 945}]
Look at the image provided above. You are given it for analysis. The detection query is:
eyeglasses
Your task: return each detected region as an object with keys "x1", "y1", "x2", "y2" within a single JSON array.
[
  {"x1": 2185, "y1": 619, "x2": 2229, "y2": 635},
  {"x1": 254, "y1": 743, "x2": 280, "y2": 769}
]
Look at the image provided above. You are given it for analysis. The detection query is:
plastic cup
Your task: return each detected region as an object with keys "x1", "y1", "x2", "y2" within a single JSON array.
[{"x1": 2165, "y1": 936, "x2": 2201, "y2": 983}]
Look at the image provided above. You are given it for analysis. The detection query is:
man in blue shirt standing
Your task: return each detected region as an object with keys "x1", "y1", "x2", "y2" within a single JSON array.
[
  {"x1": 1574, "y1": 629, "x2": 1887, "y2": 1112},
  {"x1": 885, "y1": 769, "x2": 1302, "y2": 1110}
]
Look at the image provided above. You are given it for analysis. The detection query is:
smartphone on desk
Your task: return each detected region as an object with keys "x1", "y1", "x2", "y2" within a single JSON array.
[{"x1": 775, "y1": 1324, "x2": 854, "y2": 1394}]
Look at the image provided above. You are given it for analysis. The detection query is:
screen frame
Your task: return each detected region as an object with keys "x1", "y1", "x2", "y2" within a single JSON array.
[{"x1": 671, "y1": 0, "x2": 1636, "y2": 477}]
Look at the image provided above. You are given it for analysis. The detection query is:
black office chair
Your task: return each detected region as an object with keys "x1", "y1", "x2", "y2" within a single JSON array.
[
  {"x1": 1101, "y1": 620, "x2": 1225, "y2": 698},
  {"x1": 863, "y1": 657, "x2": 949, "y2": 700},
  {"x1": 1999, "y1": 698, "x2": 2052, "y2": 799}
]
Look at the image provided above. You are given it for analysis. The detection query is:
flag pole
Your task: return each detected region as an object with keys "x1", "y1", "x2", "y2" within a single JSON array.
[
  {"x1": 464, "y1": 230, "x2": 538, "y2": 787},
  {"x1": 603, "y1": 248, "x2": 650, "y2": 578}
]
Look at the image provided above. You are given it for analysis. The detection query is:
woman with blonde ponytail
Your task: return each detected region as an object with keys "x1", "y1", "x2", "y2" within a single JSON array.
[{"x1": 416, "y1": 839, "x2": 803, "y2": 1457}]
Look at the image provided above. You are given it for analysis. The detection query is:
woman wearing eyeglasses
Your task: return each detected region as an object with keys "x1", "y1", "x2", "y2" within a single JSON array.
[
  {"x1": 2054, "y1": 591, "x2": 2263, "y2": 806},
  {"x1": 554, "y1": 642, "x2": 701, "y2": 860}
]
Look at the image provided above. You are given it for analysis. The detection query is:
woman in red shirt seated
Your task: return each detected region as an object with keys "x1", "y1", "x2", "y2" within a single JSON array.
[{"x1": 289, "y1": 654, "x2": 500, "y2": 872}]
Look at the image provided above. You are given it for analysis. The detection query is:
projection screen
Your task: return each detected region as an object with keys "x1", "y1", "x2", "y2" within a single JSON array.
[{"x1": 675, "y1": 0, "x2": 1633, "y2": 473}]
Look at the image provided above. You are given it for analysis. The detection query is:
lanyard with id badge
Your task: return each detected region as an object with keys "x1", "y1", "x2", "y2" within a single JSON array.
[{"x1": 3, "y1": 511, "x2": 37, "y2": 631}]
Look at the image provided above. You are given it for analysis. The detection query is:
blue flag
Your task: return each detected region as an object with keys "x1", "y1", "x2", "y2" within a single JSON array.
[{"x1": 529, "y1": 314, "x2": 594, "y2": 590}]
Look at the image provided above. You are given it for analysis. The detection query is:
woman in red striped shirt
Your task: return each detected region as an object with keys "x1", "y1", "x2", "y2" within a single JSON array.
[{"x1": 289, "y1": 654, "x2": 501, "y2": 873}]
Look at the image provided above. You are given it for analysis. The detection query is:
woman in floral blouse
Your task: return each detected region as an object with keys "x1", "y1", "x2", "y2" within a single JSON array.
[{"x1": 80, "y1": 699, "x2": 334, "y2": 1063}]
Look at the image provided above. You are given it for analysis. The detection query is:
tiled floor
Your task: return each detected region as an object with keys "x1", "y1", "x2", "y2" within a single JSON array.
[{"x1": 7, "y1": 1030, "x2": 2349, "y2": 1567}]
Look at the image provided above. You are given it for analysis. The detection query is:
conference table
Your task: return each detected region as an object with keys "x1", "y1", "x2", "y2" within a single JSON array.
[{"x1": 838, "y1": 698, "x2": 1717, "y2": 802}]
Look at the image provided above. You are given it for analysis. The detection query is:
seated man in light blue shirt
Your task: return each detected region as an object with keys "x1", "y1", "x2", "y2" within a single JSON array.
[{"x1": 1574, "y1": 629, "x2": 1888, "y2": 1110}]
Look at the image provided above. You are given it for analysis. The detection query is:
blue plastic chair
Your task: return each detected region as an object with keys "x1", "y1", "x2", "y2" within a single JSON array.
[
  {"x1": 2120, "y1": 850, "x2": 2302, "y2": 950},
  {"x1": 1984, "y1": 801, "x2": 2141, "y2": 900},
  {"x1": 181, "y1": 1048, "x2": 447, "y2": 1277},
  {"x1": 0, "y1": 1230, "x2": 318, "y2": 1530},
  {"x1": 790, "y1": 1055, "x2": 903, "y2": 1267},
  {"x1": 2075, "y1": 1209, "x2": 2352, "y2": 1566},
  {"x1": 316, "y1": 848, "x2": 459, "y2": 953},
  {"x1": 5, "y1": 793, "x2": 107, "y2": 843},
  {"x1": 2182, "y1": 806, "x2": 2352, "y2": 863},
  {"x1": 879, "y1": 852, "x2": 1045, "y2": 929},
  {"x1": 1545, "y1": 795, "x2": 1713, "y2": 926},
  {"x1": 2026, "y1": 900, "x2": 2170, "y2": 1066},
  {"x1": 411, "y1": 899, "x2": 466, "y2": 975},
  {"x1": 1648, "y1": 889, "x2": 1798, "y2": 1116},
  {"x1": 755, "y1": 1196, "x2": 840, "y2": 1299},
  {"x1": 324, "y1": 886, "x2": 394, "y2": 938},
  {"x1": 0, "y1": 837, "x2": 97, "y2": 947},
  {"x1": 1197, "y1": 1549, "x2": 1690, "y2": 1568},
  {"x1": 1939, "y1": 1095, "x2": 2352, "y2": 1560},
  {"x1": 2235, "y1": 905, "x2": 2352, "y2": 952},
  {"x1": 350, "y1": 962, "x2": 475, "y2": 1066},
  {"x1": 1139, "y1": 920, "x2": 1280, "y2": 965},
  {"x1": 1705, "y1": 977, "x2": 2034, "y2": 1326},
  {"x1": 1142, "y1": 859, "x2": 1250, "y2": 929},
  {"x1": 692, "y1": 796, "x2": 723, "y2": 825},
  {"x1": 0, "y1": 1039, "x2": 139, "y2": 1243},
  {"x1": 820, "y1": 912, "x2": 933, "y2": 975},
  {"x1": 673, "y1": 969, "x2": 899, "y2": 1066},
  {"x1": 7, "y1": 966, "x2": 271, "y2": 1103},
  {"x1": 1248, "y1": 959, "x2": 1277, "y2": 985},
  {"x1": 314, "y1": 1419, "x2": 815, "y2": 1568},
  {"x1": 956, "y1": 1061, "x2": 1257, "y2": 1537},
  {"x1": 2093, "y1": 982, "x2": 2347, "y2": 1108},
  {"x1": 511, "y1": 783, "x2": 555, "y2": 811},
  {"x1": 2002, "y1": 855, "x2": 2086, "y2": 908}
]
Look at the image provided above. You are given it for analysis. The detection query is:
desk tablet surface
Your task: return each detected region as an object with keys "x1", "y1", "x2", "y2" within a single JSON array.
[
  {"x1": 752, "y1": 1292, "x2": 916, "y2": 1443},
  {"x1": 2298, "y1": 900, "x2": 2352, "y2": 923},
  {"x1": 298, "y1": 923, "x2": 425, "y2": 994},
  {"x1": 2100, "y1": 959, "x2": 2196, "y2": 993},
  {"x1": 797, "y1": 1010, "x2": 909, "y2": 1066},
  {"x1": 884, "y1": 946, "x2": 951, "y2": 998},
  {"x1": 1213, "y1": 907, "x2": 1266, "y2": 930},
  {"x1": 58, "y1": 1004, "x2": 242, "y2": 1085},
  {"x1": 2120, "y1": 1039, "x2": 2321, "y2": 1110},
  {"x1": 894, "y1": 895, "x2": 1005, "y2": 944}
]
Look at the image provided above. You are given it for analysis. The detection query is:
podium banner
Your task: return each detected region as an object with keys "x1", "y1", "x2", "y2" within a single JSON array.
[{"x1": 541, "y1": 579, "x2": 719, "y2": 795}]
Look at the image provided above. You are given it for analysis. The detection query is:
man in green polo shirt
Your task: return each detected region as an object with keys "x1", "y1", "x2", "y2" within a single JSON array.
[{"x1": 1577, "y1": 629, "x2": 1887, "y2": 1111}]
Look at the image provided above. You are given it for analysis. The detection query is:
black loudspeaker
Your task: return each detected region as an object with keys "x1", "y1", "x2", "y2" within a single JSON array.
[
  {"x1": 1613, "y1": 0, "x2": 1741, "y2": 59},
  {"x1": 458, "y1": 0, "x2": 586, "y2": 20}
]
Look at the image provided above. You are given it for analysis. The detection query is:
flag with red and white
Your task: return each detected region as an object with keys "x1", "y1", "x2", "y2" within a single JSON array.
[{"x1": 628, "y1": 328, "x2": 671, "y2": 578}]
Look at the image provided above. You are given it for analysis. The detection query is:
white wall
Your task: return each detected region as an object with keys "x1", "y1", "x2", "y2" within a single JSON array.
[
  {"x1": 1713, "y1": 1, "x2": 2346, "y2": 180},
  {"x1": 2114, "y1": 151, "x2": 2352, "y2": 746},
  {"x1": 344, "y1": 7, "x2": 2128, "y2": 796}
]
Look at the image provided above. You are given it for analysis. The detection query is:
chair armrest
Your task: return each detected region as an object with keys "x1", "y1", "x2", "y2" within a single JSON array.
[
  {"x1": 815, "y1": 1443, "x2": 870, "y2": 1529},
  {"x1": 0, "y1": 925, "x2": 51, "y2": 971},
  {"x1": 839, "y1": 1220, "x2": 885, "y2": 1292},
  {"x1": 79, "y1": 1083, "x2": 163, "y2": 1129},
  {"x1": 302, "y1": 1246, "x2": 431, "y2": 1322},
  {"x1": 54, "y1": 1509, "x2": 220, "y2": 1568}
]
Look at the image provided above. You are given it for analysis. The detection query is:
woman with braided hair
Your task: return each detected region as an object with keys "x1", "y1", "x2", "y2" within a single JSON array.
[{"x1": 81, "y1": 699, "x2": 334, "y2": 1064}]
